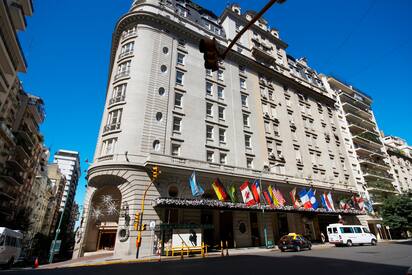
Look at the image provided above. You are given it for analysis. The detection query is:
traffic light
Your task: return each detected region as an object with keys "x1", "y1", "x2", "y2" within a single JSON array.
[
  {"x1": 152, "y1": 166, "x2": 159, "y2": 180},
  {"x1": 133, "y1": 211, "x2": 140, "y2": 230},
  {"x1": 199, "y1": 37, "x2": 220, "y2": 71}
]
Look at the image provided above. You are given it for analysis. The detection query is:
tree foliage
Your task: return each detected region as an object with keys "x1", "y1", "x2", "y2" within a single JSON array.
[{"x1": 381, "y1": 193, "x2": 412, "y2": 230}]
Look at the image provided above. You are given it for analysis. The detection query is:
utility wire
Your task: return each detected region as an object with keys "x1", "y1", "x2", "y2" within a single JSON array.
[{"x1": 324, "y1": 0, "x2": 377, "y2": 67}]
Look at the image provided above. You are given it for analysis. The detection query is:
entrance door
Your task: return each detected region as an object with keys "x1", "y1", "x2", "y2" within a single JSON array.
[
  {"x1": 250, "y1": 212, "x2": 260, "y2": 246},
  {"x1": 219, "y1": 211, "x2": 234, "y2": 248},
  {"x1": 97, "y1": 230, "x2": 116, "y2": 250},
  {"x1": 277, "y1": 213, "x2": 289, "y2": 239},
  {"x1": 201, "y1": 211, "x2": 214, "y2": 247}
]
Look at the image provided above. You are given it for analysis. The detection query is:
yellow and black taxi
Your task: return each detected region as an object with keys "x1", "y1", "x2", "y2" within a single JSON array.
[{"x1": 277, "y1": 233, "x2": 312, "y2": 252}]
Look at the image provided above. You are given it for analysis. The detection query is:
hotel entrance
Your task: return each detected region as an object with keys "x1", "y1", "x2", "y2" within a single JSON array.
[
  {"x1": 97, "y1": 229, "x2": 117, "y2": 250},
  {"x1": 219, "y1": 211, "x2": 234, "y2": 248}
]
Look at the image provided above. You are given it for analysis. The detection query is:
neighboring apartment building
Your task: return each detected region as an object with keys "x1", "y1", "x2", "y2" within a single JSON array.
[
  {"x1": 53, "y1": 150, "x2": 81, "y2": 235},
  {"x1": 0, "y1": 0, "x2": 33, "y2": 223},
  {"x1": 384, "y1": 136, "x2": 412, "y2": 193},
  {"x1": 326, "y1": 76, "x2": 397, "y2": 239},
  {"x1": 43, "y1": 163, "x2": 67, "y2": 236},
  {"x1": 73, "y1": 0, "x2": 365, "y2": 259}
]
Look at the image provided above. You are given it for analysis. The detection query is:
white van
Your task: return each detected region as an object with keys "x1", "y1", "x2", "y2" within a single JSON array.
[
  {"x1": 327, "y1": 223, "x2": 377, "y2": 247},
  {"x1": 0, "y1": 227, "x2": 23, "y2": 268}
]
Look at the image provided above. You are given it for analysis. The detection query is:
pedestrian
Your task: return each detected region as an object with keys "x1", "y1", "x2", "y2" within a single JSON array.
[{"x1": 320, "y1": 232, "x2": 326, "y2": 243}]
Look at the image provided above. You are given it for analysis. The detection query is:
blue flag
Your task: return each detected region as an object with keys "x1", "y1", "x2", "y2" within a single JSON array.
[{"x1": 189, "y1": 171, "x2": 204, "y2": 197}]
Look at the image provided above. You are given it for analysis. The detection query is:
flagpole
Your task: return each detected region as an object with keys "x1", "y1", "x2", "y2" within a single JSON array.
[{"x1": 259, "y1": 173, "x2": 268, "y2": 248}]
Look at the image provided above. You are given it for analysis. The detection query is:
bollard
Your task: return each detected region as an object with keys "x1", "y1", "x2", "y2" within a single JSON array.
[
  {"x1": 181, "y1": 247, "x2": 184, "y2": 260},
  {"x1": 220, "y1": 240, "x2": 224, "y2": 257},
  {"x1": 226, "y1": 241, "x2": 229, "y2": 256},
  {"x1": 201, "y1": 242, "x2": 205, "y2": 258},
  {"x1": 34, "y1": 257, "x2": 39, "y2": 269}
]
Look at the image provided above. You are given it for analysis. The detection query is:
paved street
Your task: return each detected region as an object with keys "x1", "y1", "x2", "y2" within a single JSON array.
[{"x1": 4, "y1": 241, "x2": 412, "y2": 275}]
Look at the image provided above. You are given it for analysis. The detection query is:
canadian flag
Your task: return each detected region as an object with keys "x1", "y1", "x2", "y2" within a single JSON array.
[{"x1": 240, "y1": 181, "x2": 255, "y2": 206}]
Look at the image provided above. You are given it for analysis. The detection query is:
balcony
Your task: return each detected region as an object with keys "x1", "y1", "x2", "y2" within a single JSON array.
[
  {"x1": 0, "y1": 185, "x2": 16, "y2": 201},
  {"x1": 362, "y1": 167, "x2": 393, "y2": 182},
  {"x1": 251, "y1": 44, "x2": 275, "y2": 65},
  {"x1": 340, "y1": 92, "x2": 371, "y2": 111},
  {"x1": 358, "y1": 157, "x2": 390, "y2": 171},
  {"x1": 342, "y1": 101, "x2": 372, "y2": 121},
  {"x1": 108, "y1": 95, "x2": 126, "y2": 106},
  {"x1": 354, "y1": 144, "x2": 385, "y2": 157},
  {"x1": 0, "y1": 168, "x2": 24, "y2": 185},
  {"x1": 118, "y1": 50, "x2": 133, "y2": 60},
  {"x1": 0, "y1": 120, "x2": 15, "y2": 144},
  {"x1": 103, "y1": 123, "x2": 121, "y2": 133},
  {"x1": 346, "y1": 113, "x2": 376, "y2": 132},
  {"x1": 121, "y1": 30, "x2": 137, "y2": 41},
  {"x1": 113, "y1": 70, "x2": 130, "y2": 81},
  {"x1": 353, "y1": 133, "x2": 382, "y2": 151},
  {"x1": 365, "y1": 180, "x2": 396, "y2": 192},
  {"x1": 348, "y1": 123, "x2": 379, "y2": 137},
  {"x1": 14, "y1": 130, "x2": 34, "y2": 153}
]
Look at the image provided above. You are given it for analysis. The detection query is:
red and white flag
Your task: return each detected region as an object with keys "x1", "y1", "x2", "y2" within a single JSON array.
[
  {"x1": 274, "y1": 189, "x2": 286, "y2": 206},
  {"x1": 240, "y1": 181, "x2": 255, "y2": 206}
]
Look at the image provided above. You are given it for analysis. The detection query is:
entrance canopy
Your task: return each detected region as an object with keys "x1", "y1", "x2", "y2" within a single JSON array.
[{"x1": 153, "y1": 197, "x2": 365, "y2": 215}]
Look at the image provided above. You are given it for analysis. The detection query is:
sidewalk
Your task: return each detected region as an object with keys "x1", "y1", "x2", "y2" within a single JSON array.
[{"x1": 39, "y1": 243, "x2": 334, "y2": 269}]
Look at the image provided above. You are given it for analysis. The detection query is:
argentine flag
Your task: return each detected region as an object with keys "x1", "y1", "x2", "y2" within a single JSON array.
[{"x1": 189, "y1": 171, "x2": 204, "y2": 197}]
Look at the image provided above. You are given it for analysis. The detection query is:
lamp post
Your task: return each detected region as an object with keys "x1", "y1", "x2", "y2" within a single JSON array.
[{"x1": 48, "y1": 202, "x2": 67, "y2": 263}]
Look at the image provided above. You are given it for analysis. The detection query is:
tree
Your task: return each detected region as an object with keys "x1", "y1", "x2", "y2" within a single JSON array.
[{"x1": 381, "y1": 193, "x2": 412, "y2": 234}]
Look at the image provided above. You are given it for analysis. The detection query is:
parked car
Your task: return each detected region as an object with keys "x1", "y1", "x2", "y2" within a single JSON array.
[
  {"x1": 327, "y1": 223, "x2": 377, "y2": 247},
  {"x1": 406, "y1": 266, "x2": 412, "y2": 275},
  {"x1": 278, "y1": 233, "x2": 312, "y2": 252}
]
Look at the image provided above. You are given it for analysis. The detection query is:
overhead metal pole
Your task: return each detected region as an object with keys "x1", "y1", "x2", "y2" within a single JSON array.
[{"x1": 220, "y1": 0, "x2": 286, "y2": 59}]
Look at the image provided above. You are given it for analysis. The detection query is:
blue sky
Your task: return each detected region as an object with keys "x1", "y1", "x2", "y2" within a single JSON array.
[{"x1": 18, "y1": 0, "x2": 412, "y2": 210}]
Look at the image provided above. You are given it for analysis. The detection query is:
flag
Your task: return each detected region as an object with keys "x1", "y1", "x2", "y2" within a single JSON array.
[
  {"x1": 364, "y1": 198, "x2": 373, "y2": 213},
  {"x1": 290, "y1": 188, "x2": 301, "y2": 208},
  {"x1": 321, "y1": 192, "x2": 334, "y2": 211},
  {"x1": 269, "y1": 185, "x2": 279, "y2": 206},
  {"x1": 189, "y1": 171, "x2": 204, "y2": 197},
  {"x1": 308, "y1": 189, "x2": 319, "y2": 210},
  {"x1": 251, "y1": 179, "x2": 261, "y2": 203},
  {"x1": 228, "y1": 185, "x2": 237, "y2": 203},
  {"x1": 240, "y1": 181, "x2": 255, "y2": 206},
  {"x1": 212, "y1": 178, "x2": 228, "y2": 201},
  {"x1": 339, "y1": 199, "x2": 350, "y2": 210},
  {"x1": 263, "y1": 190, "x2": 274, "y2": 207},
  {"x1": 274, "y1": 189, "x2": 286, "y2": 206},
  {"x1": 352, "y1": 195, "x2": 364, "y2": 210},
  {"x1": 326, "y1": 192, "x2": 336, "y2": 211},
  {"x1": 299, "y1": 188, "x2": 312, "y2": 209}
]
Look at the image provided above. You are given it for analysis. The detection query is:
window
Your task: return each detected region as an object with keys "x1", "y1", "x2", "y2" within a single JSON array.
[
  {"x1": 117, "y1": 61, "x2": 131, "y2": 74},
  {"x1": 217, "y1": 69, "x2": 224, "y2": 81},
  {"x1": 239, "y1": 65, "x2": 245, "y2": 74},
  {"x1": 340, "y1": 227, "x2": 354, "y2": 234},
  {"x1": 218, "y1": 106, "x2": 225, "y2": 120},
  {"x1": 264, "y1": 121, "x2": 270, "y2": 133},
  {"x1": 245, "y1": 135, "x2": 251, "y2": 148},
  {"x1": 362, "y1": 228, "x2": 371, "y2": 234},
  {"x1": 176, "y1": 71, "x2": 184, "y2": 85},
  {"x1": 111, "y1": 84, "x2": 127, "y2": 104},
  {"x1": 173, "y1": 117, "x2": 182, "y2": 132},
  {"x1": 171, "y1": 144, "x2": 180, "y2": 156},
  {"x1": 220, "y1": 153, "x2": 227, "y2": 164},
  {"x1": 206, "y1": 125, "x2": 214, "y2": 139},
  {"x1": 106, "y1": 109, "x2": 122, "y2": 131},
  {"x1": 217, "y1": 86, "x2": 224, "y2": 99},
  {"x1": 219, "y1": 128, "x2": 226, "y2": 143},
  {"x1": 246, "y1": 157, "x2": 253, "y2": 168},
  {"x1": 241, "y1": 94, "x2": 248, "y2": 107},
  {"x1": 178, "y1": 39, "x2": 186, "y2": 47},
  {"x1": 207, "y1": 150, "x2": 214, "y2": 162},
  {"x1": 243, "y1": 114, "x2": 249, "y2": 127},
  {"x1": 240, "y1": 78, "x2": 246, "y2": 89},
  {"x1": 177, "y1": 52, "x2": 185, "y2": 65},
  {"x1": 206, "y1": 102, "x2": 213, "y2": 116},
  {"x1": 206, "y1": 69, "x2": 212, "y2": 77},
  {"x1": 101, "y1": 138, "x2": 117, "y2": 156},
  {"x1": 235, "y1": 22, "x2": 242, "y2": 31},
  {"x1": 120, "y1": 42, "x2": 134, "y2": 56},
  {"x1": 176, "y1": 6, "x2": 187, "y2": 17},
  {"x1": 295, "y1": 148, "x2": 302, "y2": 163},
  {"x1": 353, "y1": 227, "x2": 362, "y2": 233},
  {"x1": 174, "y1": 93, "x2": 183, "y2": 107},
  {"x1": 206, "y1": 82, "x2": 213, "y2": 96}
]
